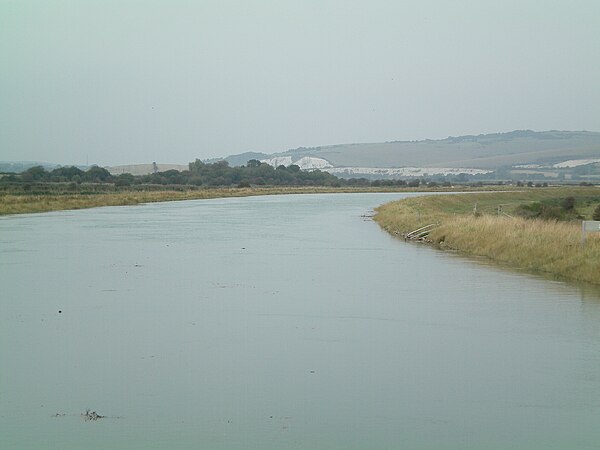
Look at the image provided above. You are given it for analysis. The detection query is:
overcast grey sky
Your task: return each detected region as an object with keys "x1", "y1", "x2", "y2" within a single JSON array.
[{"x1": 1, "y1": 0, "x2": 599, "y2": 166}]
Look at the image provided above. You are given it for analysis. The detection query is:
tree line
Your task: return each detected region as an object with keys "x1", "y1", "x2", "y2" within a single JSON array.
[
  {"x1": 1, "y1": 160, "x2": 419, "y2": 188},
  {"x1": 8, "y1": 159, "x2": 546, "y2": 190},
  {"x1": 2, "y1": 165, "x2": 113, "y2": 183}
]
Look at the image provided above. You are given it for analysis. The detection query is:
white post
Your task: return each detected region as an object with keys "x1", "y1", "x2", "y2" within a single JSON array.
[{"x1": 581, "y1": 221, "x2": 600, "y2": 247}]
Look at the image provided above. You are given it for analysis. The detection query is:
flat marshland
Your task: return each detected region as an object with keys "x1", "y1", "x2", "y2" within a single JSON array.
[{"x1": 374, "y1": 187, "x2": 600, "y2": 285}]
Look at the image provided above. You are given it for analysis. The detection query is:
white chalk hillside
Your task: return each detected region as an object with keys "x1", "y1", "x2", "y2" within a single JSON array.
[
  {"x1": 553, "y1": 159, "x2": 600, "y2": 168},
  {"x1": 327, "y1": 167, "x2": 492, "y2": 177},
  {"x1": 260, "y1": 156, "x2": 332, "y2": 170},
  {"x1": 260, "y1": 156, "x2": 293, "y2": 167},
  {"x1": 260, "y1": 156, "x2": 490, "y2": 177}
]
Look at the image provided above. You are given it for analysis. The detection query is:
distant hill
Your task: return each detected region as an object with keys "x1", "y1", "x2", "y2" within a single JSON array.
[
  {"x1": 220, "y1": 130, "x2": 598, "y2": 169},
  {"x1": 0, "y1": 161, "x2": 61, "y2": 173},
  {"x1": 106, "y1": 163, "x2": 189, "y2": 176},
  {"x1": 4, "y1": 130, "x2": 599, "y2": 181},
  {"x1": 214, "y1": 151, "x2": 269, "y2": 167},
  {"x1": 219, "y1": 130, "x2": 600, "y2": 180},
  {"x1": 0, "y1": 161, "x2": 190, "y2": 177}
]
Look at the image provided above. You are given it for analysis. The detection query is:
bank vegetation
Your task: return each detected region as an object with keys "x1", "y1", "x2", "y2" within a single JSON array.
[
  {"x1": 0, "y1": 186, "x2": 416, "y2": 216},
  {"x1": 374, "y1": 187, "x2": 600, "y2": 285}
]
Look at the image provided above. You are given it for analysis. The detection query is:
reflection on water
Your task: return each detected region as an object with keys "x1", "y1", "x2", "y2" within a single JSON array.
[
  {"x1": 1, "y1": 193, "x2": 600, "y2": 450},
  {"x1": 438, "y1": 246, "x2": 600, "y2": 303}
]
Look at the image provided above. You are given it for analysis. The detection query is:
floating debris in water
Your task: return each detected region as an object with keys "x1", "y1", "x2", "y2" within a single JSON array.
[
  {"x1": 52, "y1": 410, "x2": 122, "y2": 421},
  {"x1": 361, "y1": 212, "x2": 375, "y2": 221},
  {"x1": 82, "y1": 409, "x2": 105, "y2": 421}
]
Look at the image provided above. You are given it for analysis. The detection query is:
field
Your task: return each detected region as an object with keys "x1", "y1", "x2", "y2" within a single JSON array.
[{"x1": 374, "y1": 187, "x2": 600, "y2": 285}]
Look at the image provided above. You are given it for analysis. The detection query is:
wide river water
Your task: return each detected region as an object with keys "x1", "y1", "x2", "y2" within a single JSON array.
[{"x1": 2, "y1": 193, "x2": 600, "y2": 449}]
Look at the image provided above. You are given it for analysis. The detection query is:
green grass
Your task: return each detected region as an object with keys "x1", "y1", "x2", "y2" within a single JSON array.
[{"x1": 374, "y1": 187, "x2": 600, "y2": 285}]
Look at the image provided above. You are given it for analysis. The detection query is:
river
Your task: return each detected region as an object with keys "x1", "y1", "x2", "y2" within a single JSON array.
[{"x1": 1, "y1": 193, "x2": 600, "y2": 449}]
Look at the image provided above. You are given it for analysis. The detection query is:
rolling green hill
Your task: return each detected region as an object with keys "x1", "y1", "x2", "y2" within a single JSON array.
[
  {"x1": 219, "y1": 130, "x2": 600, "y2": 181},
  {"x1": 224, "y1": 130, "x2": 600, "y2": 170}
]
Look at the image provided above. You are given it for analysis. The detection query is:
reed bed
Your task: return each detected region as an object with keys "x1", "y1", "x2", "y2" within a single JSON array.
[{"x1": 374, "y1": 187, "x2": 600, "y2": 285}]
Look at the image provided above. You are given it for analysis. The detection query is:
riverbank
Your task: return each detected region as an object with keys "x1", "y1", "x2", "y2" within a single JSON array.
[
  {"x1": 0, "y1": 187, "x2": 353, "y2": 215},
  {"x1": 374, "y1": 187, "x2": 600, "y2": 285},
  {"x1": 0, "y1": 184, "x2": 508, "y2": 216}
]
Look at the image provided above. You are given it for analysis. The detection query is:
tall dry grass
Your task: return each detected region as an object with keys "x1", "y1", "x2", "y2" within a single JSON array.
[{"x1": 374, "y1": 189, "x2": 600, "y2": 285}]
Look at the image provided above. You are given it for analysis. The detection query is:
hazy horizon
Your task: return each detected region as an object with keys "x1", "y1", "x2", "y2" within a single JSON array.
[
  {"x1": 2, "y1": 1, "x2": 599, "y2": 166},
  {"x1": 2, "y1": 128, "x2": 599, "y2": 168}
]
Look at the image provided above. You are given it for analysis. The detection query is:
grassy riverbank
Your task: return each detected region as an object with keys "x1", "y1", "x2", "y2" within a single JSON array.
[
  {"x1": 0, "y1": 186, "x2": 359, "y2": 215},
  {"x1": 0, "y1": 184, "x2": 514, "y2": 216},
  {"x1": 374, "y1": 187, "x2": 600, "y2": 285},
  {"x1": 0, "y1": 185, "x2": 439, "y2": 216}
]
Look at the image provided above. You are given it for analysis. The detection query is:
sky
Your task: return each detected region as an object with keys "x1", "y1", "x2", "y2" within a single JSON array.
[{"x1": 1, "y1": 0, "x2": 599, "y2": 166}]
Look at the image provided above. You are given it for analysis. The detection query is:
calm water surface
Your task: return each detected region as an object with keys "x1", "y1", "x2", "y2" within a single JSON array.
[{"x1": 1, "y1": 193, "x2": 600, "y2": 449}]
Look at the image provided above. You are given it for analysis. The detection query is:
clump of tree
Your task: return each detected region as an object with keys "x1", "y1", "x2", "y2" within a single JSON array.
[
  {"x1": 515, "y1": 196, "x2": 583, "y2": 221},
  {"x1": 14, "y1": 165, "x2": 113, "y2": 183},
  {"x1": 370, "y1": 179, "x2": 408, "y2": 187},
  {"x1": 177, "y1": 159, "x2": 344, "y2": 187},
  {"x1": 562, "y1": 196, "x2": 576, "y2": 211}
]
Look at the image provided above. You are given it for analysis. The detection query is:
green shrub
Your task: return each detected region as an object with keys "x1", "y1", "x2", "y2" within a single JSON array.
[
  {"x1": 515, "y1": 202, "x2": 543, "y2": 219},
  {"x1": 562, "y1": 196, "x2": 576, "y2": 211},
  {"x1": 539, "y1": 205, "x2": 566, "y2": 221}
]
